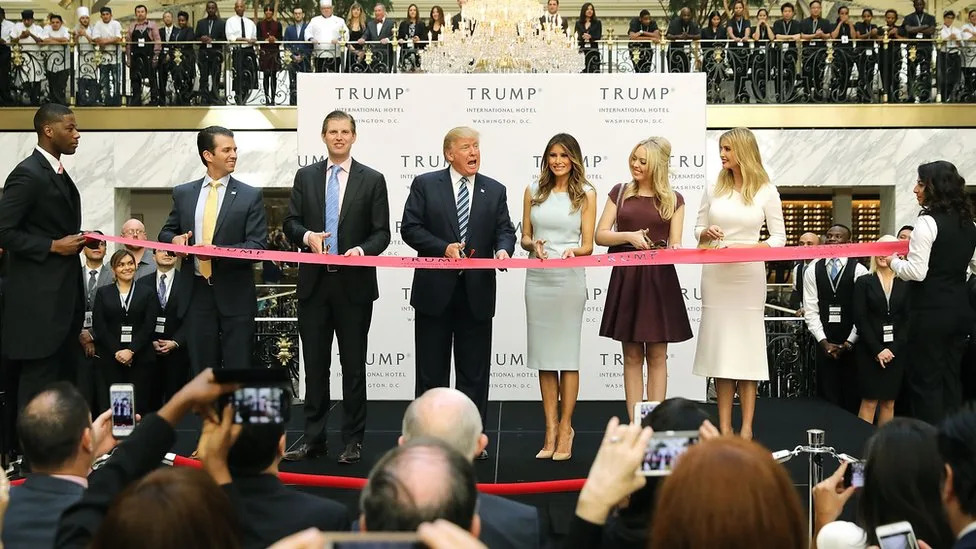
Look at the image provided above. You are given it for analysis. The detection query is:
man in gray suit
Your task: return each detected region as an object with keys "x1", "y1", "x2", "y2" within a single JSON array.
[
  {"x1": 399, "y1": 388, "x2": 542, "y2": 549},
  {"x1": 159, "y1": 126, "x2": 267, "y2": 372},
  {"x1": 2, "y1": 382, "x2": 119, "y2": 549}
]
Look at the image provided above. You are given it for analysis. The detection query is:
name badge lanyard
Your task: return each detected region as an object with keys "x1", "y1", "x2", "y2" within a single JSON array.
[
  {"x1": 882, "y1": 278, "x2": 895, "y2": 343},
  {"x1": 827, "y1": 260, "x2": 844, "y2": 324},
  {"x1": 735, "y1": 19, "x2": 744, "y2": 36},
  {"x1": 120, "y1": 281, "x2": 135, "y2": 313},
  {"x1": 120, "y1": 282, "x2": 135, "y2": 344}
]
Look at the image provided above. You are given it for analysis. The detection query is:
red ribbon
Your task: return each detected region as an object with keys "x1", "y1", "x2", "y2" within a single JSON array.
[
  {"x1": 170, "y1": 455, "x2": 584, "y2": 494},
  {"x1": 88, "y1": 233, "x2": 907, "y2": 270}
]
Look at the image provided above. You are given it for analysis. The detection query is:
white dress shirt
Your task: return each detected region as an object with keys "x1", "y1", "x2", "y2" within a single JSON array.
[
  {"x1": 962, "y1": 23, "x2": 976, "y2": 68},
  {"x1": 941, "y1": 24, "x2": 961, "y2": 50},
  {"x1": 958, "y1": 521, "x2": 976, "y2": 541},
  {"x1": 34, "y1": 145, "x2": 62, "y2": 173},
  {"x1": 803, "y1": 256, "x2": 868, "y2": 343},
  {"x1": 306, "y1": 14, "x2": 348, "y2": 57},
  {"x1": 225, "y1": 15, "x2": 257, "y2": 46},
  {"x1": 91, "y1": 19, "x2": 123, "y2": 64},
  {"x1": 42, "y1": 25, "x2": 71, "y2": 72},
  {"x1": 891, "y1": 215, "x2": 976, "y2": 281},
  {"x1": 156, "y1": 269, "x2": 175, "y2": 305},
  {"x1": 0, "y1": 19, "x2": 14, "y2": 44},
  {"x1": 302, "y1": 157, "x2": 364, "y2": 255},
  {"x1": 193, "y1": 174, "x2": 230, "y2": 275}
]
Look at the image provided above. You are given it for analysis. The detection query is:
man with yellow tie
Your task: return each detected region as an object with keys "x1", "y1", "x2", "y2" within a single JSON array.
[{"x1": 159, "y1": 126, "x2": 267, "y2": 372}]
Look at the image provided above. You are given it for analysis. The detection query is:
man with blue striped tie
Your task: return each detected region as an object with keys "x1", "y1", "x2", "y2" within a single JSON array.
[
  {"x1": 283, "y1": 110, "x2": 391, "y2": 464},
  {"x1": 401, "y1": 126, "x2": 517, "y2": 460}
]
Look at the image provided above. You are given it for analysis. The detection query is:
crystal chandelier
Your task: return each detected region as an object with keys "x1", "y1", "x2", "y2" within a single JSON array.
[{"x1": 421, "y1": 0, "x2": 585, "y2": 73}]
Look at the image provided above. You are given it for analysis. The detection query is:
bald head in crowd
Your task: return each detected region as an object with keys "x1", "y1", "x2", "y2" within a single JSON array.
[
  {"x1": 400, "y1": 387, "x2": 487, "y2": 461},
  {"x1": 121, "y1": 218, "x2": 147, "y2": 250},
  {"x1": 798, "y1": 232, "x2": 821, "y2": 246},
  {"x1": 360, "y1": 437, "x2": 479, "y2": 535}
]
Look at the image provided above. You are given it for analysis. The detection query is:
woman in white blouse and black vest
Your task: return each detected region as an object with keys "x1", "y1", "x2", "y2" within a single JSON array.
[{"x1": 890, "y1": 160, "x2": 976, "y2": 424}]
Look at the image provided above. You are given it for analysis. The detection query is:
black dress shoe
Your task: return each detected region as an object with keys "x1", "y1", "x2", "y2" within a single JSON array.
[
  {"x1": 283, "y1": 443, "x2": 327, "y2": 462},
  {"x1": 476, "y1": 449, "x2": 489, "y2": 461},
  {"x1": 338, "y1": 442, "x2": 362, "y2": 464}
]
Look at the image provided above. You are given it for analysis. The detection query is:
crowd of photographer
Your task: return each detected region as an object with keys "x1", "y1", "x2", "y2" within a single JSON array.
[{"x1": 0, "y1": 367, "x2": 972, "y2": 549}]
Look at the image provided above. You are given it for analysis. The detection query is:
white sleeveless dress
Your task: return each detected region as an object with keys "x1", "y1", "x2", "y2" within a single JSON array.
[{"x1": 524, "y1": 184, "x2": 589, "y2": 371}]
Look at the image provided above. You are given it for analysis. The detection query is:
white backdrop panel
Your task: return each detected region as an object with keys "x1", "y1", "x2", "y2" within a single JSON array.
[{"x1": 297, "y1": 73, "x2": 706, "y2": 401}]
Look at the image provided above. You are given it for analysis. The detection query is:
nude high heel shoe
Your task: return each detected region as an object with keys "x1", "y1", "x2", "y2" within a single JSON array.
[{"x1": 552, "y1": 429, "x2": 574, "y2": 461}]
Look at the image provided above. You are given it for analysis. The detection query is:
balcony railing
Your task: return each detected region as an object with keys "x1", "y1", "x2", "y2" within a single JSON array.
[{"x1": 2, "y1": 36, "x2": 973, "y2": 106}]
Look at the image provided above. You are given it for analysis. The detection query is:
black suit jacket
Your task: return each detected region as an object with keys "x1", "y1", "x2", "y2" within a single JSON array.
[
  {"x1": 479, "y1": 493, "x2": 541, "y2": 549},
  {"x1": 158, "y1": 176, "x2": 267, "y2": 317},
  {"x1": 2, "y1": 475, "x2": 85, "y2": 549},
  {"x1": 230, "y1": 474, "x2": 351, "y2": 549},
  {"x1": 137, "y1": 270, "x2": 187, "y2": 347},
  {"x1": 282, "y1": 159, "x2": 391, "y2": 303},
  {"x1": 195, "y1": 17, "x2": 227, "y2": 43},
  {"x1": 0, "y1": 149, "x2": 84, "y2": 360},
  {"x1": 852, "y1": 274, "x2": 909, "y2": 357},
  {"x1": 957, "y1": 529, "x2": 976, "y2": 549},
  {"x1": 91, "y1": 281, "x2": 157, "y2": 364},
  {"x1": 450, "y1": 13, "x2": 475, "y2": 33},
  {"x1": 55, "y1": 414, "x2": 183, "y2": 549},
  {"x1": 401, "y1": 168, "x2": 516, "y2": 320},
  {"x1": 364, "y1": 18, "x2": 395, "y2": 41}
]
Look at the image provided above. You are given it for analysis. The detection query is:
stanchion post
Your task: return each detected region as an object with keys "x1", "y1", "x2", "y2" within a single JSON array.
[{"x1": 807, "y1": 428, "x2": 826, "y2": 546}]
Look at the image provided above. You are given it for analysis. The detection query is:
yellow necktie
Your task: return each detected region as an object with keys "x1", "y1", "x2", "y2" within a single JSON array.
[{"x1": 199, "y1": 180, "x2": 221, "y2": 279}]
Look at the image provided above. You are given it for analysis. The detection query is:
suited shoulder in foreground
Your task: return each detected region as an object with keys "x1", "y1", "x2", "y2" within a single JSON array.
[
  {"x1": 158, "y1": 126, "x2": 267, "y2": 373},
  {"x1": 0, "y1": 103, "x2": 86, "y2": 412}
]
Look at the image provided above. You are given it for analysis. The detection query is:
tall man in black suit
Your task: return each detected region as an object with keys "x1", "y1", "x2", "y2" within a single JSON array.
[
  {"x1": 0, "y1": 104, "x2": 86, "y2": 413},
  {"x1": 139, "y1": 249, "x2": 189, "y2": 406},
  {"x1": 401, "y1": 126, "x2": 516, "y2": 459},
  {"x1": 159, "y1": 126, "x2": 267, "y2": 373},
  {"x1": 282, "y1": 111, "x2": 390, "y2": 464},
  {"x1": 363, "y1": 3, "x2": 394, "y2": 71},
  {"x1": 195, "y1": 1, "x2": 226, "y2": 105}
]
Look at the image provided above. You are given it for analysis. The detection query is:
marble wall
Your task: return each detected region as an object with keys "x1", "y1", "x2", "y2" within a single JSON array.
[{"x1": 1, "y1": 128, "x2": 973, "y2": 235}]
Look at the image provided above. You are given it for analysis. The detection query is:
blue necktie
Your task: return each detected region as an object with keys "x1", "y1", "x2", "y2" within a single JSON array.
[
  {"x1": 158, "y1": 273, "x2": 168, "y2": 308},
  {"x1": 457, "y1": 177, "x2": 469, "y2": 243},
  {"x1": 325, "y1": 165, "x2": 340, "y2": 254},
  {"x1": 829, "y1": 258, "x2": 840, "y2": 283}
]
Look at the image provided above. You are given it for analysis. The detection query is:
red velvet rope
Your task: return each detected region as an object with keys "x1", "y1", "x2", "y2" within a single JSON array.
[{"x1": 170, "y1": 455, "x2": 585, "y2": 494}]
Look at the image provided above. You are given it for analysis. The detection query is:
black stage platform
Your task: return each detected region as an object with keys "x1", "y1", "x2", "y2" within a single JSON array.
[{"x1": 173, "y1": 398, "x2": 873, "y2": 540}]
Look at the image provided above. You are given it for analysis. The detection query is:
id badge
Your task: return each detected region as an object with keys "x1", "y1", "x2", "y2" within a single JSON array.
[
  {"x1": 781, "y1": 42, "x2": 788, "y2": 51},
  {"x1": 828, "y1": 305, "x2": 842, "y2": 324},
  {"x1": 138, "y1": 38, "x2": 146, "y2": 46},
  {"x1": 84, "y1": 311, "x2": 93, "y2": 329},
  {"x1": 916, "y1": 33, "x2": 923, "y2": 38},
  {"x1": 883, "y1": 324, "x2": 894, "y2": 343},
  {"x1": 206, "y1": 43, "x2": 212, "y2": 48},
  {"x1": 121, "y1": 325, "x2": 133, "y2": 343},
  {"x1": 736, "y1": 41, "x2": 744, "y2": 46},
  {"x1": 866, "y1": 49, "x2": 874, "y2": 57},
  {"x1": 155, "y1": 316, "x2": 167, "y2": 334},
  {"x1": 841, "y1": 35, "x2": 849, "y2": 44}
]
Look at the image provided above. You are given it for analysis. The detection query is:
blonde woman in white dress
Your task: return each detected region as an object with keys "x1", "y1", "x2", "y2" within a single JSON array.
[{"x1": 693, "y1": 127, "x2": 785, "y2": 439}]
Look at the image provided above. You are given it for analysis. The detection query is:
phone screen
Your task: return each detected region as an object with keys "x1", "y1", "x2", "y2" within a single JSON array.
[
  {"x1": 847, "y1": 461, "x2": 866, "y2": 489},
  {"x1": 878, "y1": 533, "x2": 917, "y2": 549},
  {"x1": 231, "y1": 387, "x2": 286, "y2": 425},
  {"x1": 111, "y1": 388, "x2": 135, "y2": 430},
  {"x1": 640, "y1": 430, "x2": 699, "y2": 476}
]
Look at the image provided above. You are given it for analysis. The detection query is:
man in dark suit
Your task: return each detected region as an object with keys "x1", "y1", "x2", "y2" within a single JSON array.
[
  {"x1": 158, "y1": 10, "x2": 195, "y2": 106},
  {"x1": 0, "y1": 104, "x2": 86, "y2": 413},
  {"x1": 195, "y1": 0, "x2": 226, "y2": 105},
  {"x1": 2, "y1": 382, "x2": 119, "y2": 549},
  {"x1": 282, "y1": 110, "x2": 390, "y2": 464},
  {"x1": 78, "y1": 233, "x2": 113, "y2": 412},
  {"x1": 399, "y1": 388, "x2": 541, "y2": 549},
  {"x1": 363, "y1": 3, "x2": 394, "y2": 71},
  {"x1": 538, "y1": 0, "x2": 569, "y2": 34},
  {"x1": 139, "y1": 249, "x2": 189, "y2": 407},
  {"x1": 450, "y1": 0, "x2": 475, "y2": 34},
  {"x1": 158, "y1": 126, "x2": 267, "y2": 373},
  {"x1": 227, "y1": 399, "x2": 350, "y2": 549},
  {"x1": 284, "y1": 7, "x2": 310, "y2": 106},
  {"x1": 401, "y1": 126, "x2": 516, "y2": 459},
  {"x1": 938, "y1": 405, "x2": 976, "y2": 549},
  {"x1": 788, "y1": 231, "x2": 820, "y2": 315}
]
